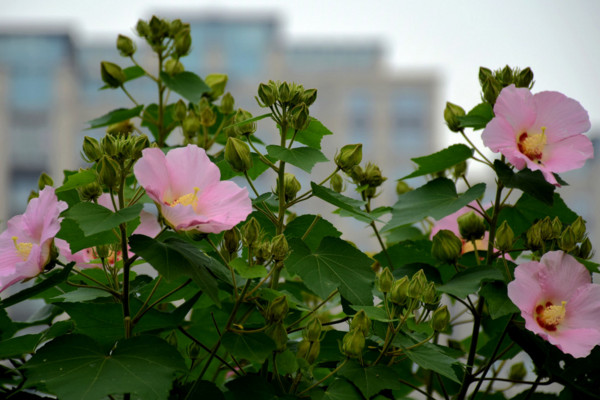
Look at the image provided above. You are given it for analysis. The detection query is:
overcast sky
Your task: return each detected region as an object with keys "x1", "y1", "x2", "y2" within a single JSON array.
[{"x1": 3, "y1": 0, "x2": 600, "y2": 139}]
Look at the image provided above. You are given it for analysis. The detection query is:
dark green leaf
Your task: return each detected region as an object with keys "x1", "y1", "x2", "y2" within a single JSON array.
[
  {"x1": 316, "y1": 378, "x2": 364, "y2": 400},
  {"x1": 266, "y1": 145, "x2": 328, "y2": 173},
  {"x1": 159, "y1": 71, "x2": 210, "y2": 103},
  {"x1": 374, "y1": 240, "x2": 437, "y2": 269},
  {"x1": 458, "y1": 102, "x2": 494, "y2": 130},
  {"x1": 339, "y1": 361, "x2": 405, "y2": 398},
  {"x1": 437, "y1": 266, "x2": 504, "y2": 298},
  {"x1": 310, "y1": 182, "x2": 376, "y2": 222},
  {"x1": 217, "y1": 152, "x2": 275, "y2": 180},
  {"x1": 494, "y1": 160, "x2": 555, "y2": 205},
  {"x1": 56, "y1": 169, "x2": 97, "y2": 193},
  {"x1": 24, "y1": 334, "x2": 185, "y2": 400},
  {"x1": 56, "y1": 218, "x2": 118, "y2": 253},
  {"x1": 287, "y1": 117, "x2": 333, "y2": 150},
  {"x1": 286, "y1": 237, "x2": 375, "y2": 305},
  {"x1": 225, "y1": 374, "x2": 278, "y2": 400},
  {"x1": 0, "y1": 333, "x2": 42, "y2": 358},
  {"x1": 383, "y1": 178, "x2": 485, "y2": 232},
  {"x1": 87, "y1": 105, "x2": 144, "y2": 129},
  {"x1": 65, "y1": 202, "x2": 142, "y2": 237},
  {"x1": 275, "y1": 350, "x2": 299, "y2": 375},
  {"x1": 284, "y1": 214, "x2": 341, "y2": 252},
  {"x1": 350, "y1": 306, "x2": 395, "y2": 322},
  {"x1": 481, "y1": 282, "x2": 519, "y2": 319},
  {"x1": 49, "y1": 287, "x2": 112, "y2": 303},
  {"x1": 230, "y1": 258, "x2": 267, "y2": 279},
  {"x1": 221, "y1": 332, "x2": 276, "y2": 363},
  {"x1": 403, "y1": 144, "x2": 473, "y2": 179}
]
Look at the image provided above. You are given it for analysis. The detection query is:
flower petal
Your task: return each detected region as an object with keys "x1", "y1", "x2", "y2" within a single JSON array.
[
  {"x1": 164, "y1": 145, "x2": 220, "y2": 198},
  {"x1": 194, "y1": 181, "x2": 252, "y2": 232},
  {"x1": 538, "y1": 251, "x2": 591, "y2": 301},
  {"x1": 508, "y1": 260, "x2": 544, "y2": 318},
  {"x1": 548, "y1": 328, "x2": 600, "y2": 358},
  {"x1": 492, "y1": 85, "x2": 536, "y2": 134},
  {"x1": 532, "y1": 90, "x2": 591, "y2": 141},
  {"x1": 564, "y1": 284, "x2": 600, "y2": 330},
  {"x1": 541, "y1": 134, "x2": 594, "y2": 173},
  {"x1": 134, "y1": 148, "x2": 171, "y2": 203}
]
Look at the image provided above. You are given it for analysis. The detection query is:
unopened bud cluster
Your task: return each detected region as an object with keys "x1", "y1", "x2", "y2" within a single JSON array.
[
  {"x1": 346, "y1": 161, "x2": 387, "y2": 199},
  {"x1": 479, "y1": 65, "x2": 534, "y2": 106},
  {"x1": 256, "y1": 80, "x2": 317, "y2": 131},
  {"x1": 525, "y1": 216, "x2": 592, "y2": 259},
  {"x1": 297, "y1": 318, "x2": 322, "y2": 364},
  {"x1": 342, "y1": 310, "x2": 370, "y2": 358},
  {"x1": 265, "y1": 295, "x2": 289, "y2": 351}
]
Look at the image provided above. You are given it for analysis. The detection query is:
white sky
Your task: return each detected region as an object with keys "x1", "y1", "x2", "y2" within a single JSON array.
[{"x1": 2, "y1": 0, "x2": 600, "y2": 137}]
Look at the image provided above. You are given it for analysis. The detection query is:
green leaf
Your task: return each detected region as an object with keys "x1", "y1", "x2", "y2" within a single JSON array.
[
  {"x1": 0, "y1": 333, "x2": 42, "y2": 358},
  {"x1": 350, "y1": 305, "x2": 395, "y2": 322},
  {"x1": 437, "y1": 266, "x2": 504, "y2": 298},
  {"x1": 56, "y1": 218, "x2": 118, "y2": 253},
  {"x1": 287, "y1": 117, "x2": 333, "y2": 149},
  {"x1": 383, "y1": 178, "x2": 486, "y2": 232},
  {"x1": 403, "y1": 144, "x2": 473, "y2": 179},
  {"x1": 128, "y1": 235, "x2": 221, "y2": 305},
  {"x1": 100, "y1": 66, "x2": 145, "y2": 89},
  {"x1": 65, "y1": 202, "x2": 142, "y2": 237},
  {"x1": 284, "y1": 214, "x2": 341, "y2": 252},
  {"x1": 24, "y1": 334, "x2": 185, "y2": 400},
  {"x1": 230, "y1": 258, "x2": 268, "y2": 279},
  {"x1": 159, "y1": 71, "x2": 210, "y2": 103},
  {"x1": 49, "y1": 287, "x2": 112, "y2": 303},
  {"x1": 481, "y1": 281, "x2": 519, "y2": 319},
  {"x1": 56, "y1": 169, "x2": 97, "y2": 193},
  {"x1": 374, "y1": 240, "x2": 437, "y2": 269},
  {"x1": 217, "y1": 152, "x2": 275, "y2": 180},
  {"x1": 458, "y1": 102, "x2": 494, "y2": 130},
  {"x1": 286, "y1": 237, "x2": 375, "y2": 305},
  {"x1": 310, "y1": 182, "x2": 376, "y2": 222},
  {"x1": 494, "y1": 160, "x2": 555, "y2": 205},
  {"x1": 317, "y1": 378, "x2": 363, "y2": 400},
  {"x1": 276, "y1": 350, "x2": 299, "y2": 375},
  {"x1": 87, "y1": 105, "x2": 144, "y2": 129},
  {"x1": 266, "y1": 145, "x2": 328, "y2": 173},
  {"x1": 221, "y1": 332, "x2": 276, "y2": 363},
  {"x1": 339, "y1": 361, "x2": 405, "y2": 398}
]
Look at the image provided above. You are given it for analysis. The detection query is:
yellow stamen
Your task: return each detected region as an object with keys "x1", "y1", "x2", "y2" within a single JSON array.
[
  {"x1": 519, "y1": 127, "x2": 547, "y2": 162},
  {"x1": 169, "y1": 187, "x2": 200, "y2": 207},
  {"x1": 12, "y1": 236, "x2": 33, "y2": 261},
  {"x1": 540, "y1": 301, "x2": 567, "y2": 326}
]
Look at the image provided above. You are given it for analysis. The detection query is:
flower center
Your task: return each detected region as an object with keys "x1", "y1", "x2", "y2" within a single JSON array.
[
  {"x1": 517, "y1": 127, "x2": 547, "y2": 163},
  {"x1": 12, "y1": 236, "x2": 33, "y2": 261},
  {"x1": 169, "y1": 187, "x2": 200, "y2": 207},
  {"x1": 535, "y1": 300, "x2": 566, "y2": 331}
]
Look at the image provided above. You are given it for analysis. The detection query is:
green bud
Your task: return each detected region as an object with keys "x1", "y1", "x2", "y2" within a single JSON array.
[
  {"x1": 443, "y1": 102, "x2": 466, "y2": 132},
  {"x1": 390, "y1": 276, "x2": 409, "y2": 306},
  {"x1": 37, "y1": 172, "x2": 53, "y2": 190},
  {"x1": 478, "y1": 67, "x2": 493, "y2": 86},
  {"x1": 342, "y1": 329, "x2": 365, "y2": 358},
  {"x1": 525, "y1": 222, "x2": 544, "y2": 251},
  {"x1": 552, "y1": 217, "x2": 563, "y2": 238},
  {"x1": 278, "y1": 82, "x2": 291, "y2": 103},
  {"x1": 182, "y1": 113, "x2": 201, "y2": 138},
  {"x1": 101, "y1": 134, "x2": 118, "y2": 157},
  {"x1": 571, "y1": 216, "x2": 586, "y2": 242},
  {"x1": 225, "y1": 137, "x2": 253, "y2": 173},
  {"x1": 172, "y1": 99, "x2": 187, "y2": 122},
  {"x1": 232, "y1": 108, "x2": 257, "y2": 136},
  {"x1": 100, "y1": 61, "x2": 125, "y2": 88},
  {"x1": 495, "y1": 220, "x2": 514, "y2": 252},
  {"x1": 330, "y1": 173, "x2": 345, "y2": 193},
  {"x1": 516, "y1": 67, "x2": 534, "y2": 88},
  {"x1": 223, "y1": 227, "x2": 241, "y2": 254},
  {"x1": 174, "y1": 28, "x2": 192, "y2": 56},
  {"x1": 97, "y1": 156, "x2": 120, "y2": 189},
  {"x1": 306, "y1": 341, "x2": 320, "y2": 364},
  {"x1": 304, "y1": 318, "x2": 322, "y2": 342},
  {"x1": 77, "y1": 180, "x2": 103, "y2": 202},
  {"x1": 579, "y1": 237, "x2": 593, "y2": 259},
  {"x1": 559, "y1": 226, "x2": 577, "y2": 253},
  {"x1": 453, "y1": 161, "x2": 468, "y2": 179},
  {"x1": 481, "y1": 75, "x2": 503, "y2": 106},
  {"x1": 168, "y1": 19, "x2": 184, "y2": 37},
  {"x1": 82, "y1": 136, "x2": 103, "y2": 163},
  {"x1": 165, "y1": 330, "x2": 178, "y2": 347},
  {"x1": 220, "y1": 92, "x2": 235, "y2": 114},
  {"x1": 187, "y1": 341, "x2": 201, "y2": 361},
  {"x1": 432, "y1": 305, "x2": 450, "y2": 332},
  {"x1": 378, "y1": 267, "x2": 394, "y2": 293},
  {"x1": 277, "y1": 173, "x2": 301, "y2": 202},
  {"x1": 164, "y1": 58, "x2": 184, "y2": 76},
  {"x1": 257, "y1": 82, "x2": 276, "y2": 107},
  {"x1": 508, "y1": 362, "x2": 527, "y2": 381},
  {"x1": 407, "y1": 269, "x2": 426, "y2": 300},
  {"x1": 266, "y1": 295, "x2": 289, "y2": 323},
  {"x1": 349, "y1": 165, "x2": 364, "y2": 183},
  {"x1": 271, "y1": 234, "x2": 289, "y2": 261},
  {"x1": 422, "y1": 282, "x2": 438, "y2": 306},
  {"x1": 290, "y1": 103, "x2": 310, "y2": 131},
  {"x1": 350, "y1": 310, "x2": 371, "y2": 336},
  {"x1": 149, "y1": 16, "x2": 168, "y2": 41},
  {"x1": 536, "y1": 216, "x2": 552, "y2": 241},
  {"x1": 106, "y1": 120, "x2": 134, "y2": 136},
  {"x1": 335, "y1": 144, "x2": 363, "y2": 172},
  {"x1": 457, "y1": 211, "x2": 486, "y2": 241},
  {"x1": 297, "y1": 339, "x2": 311, "y2": 360},
  {"x1": 265, "y1": 322, "x2": 288, "y2": 352},
  {"x1": 205, "y1": 73, "x2": 228, "y2": 100},
  {"x1": 364, "y1": 163, "x2": 387, "y2": 188},
  {"x1": 116, "y1": 34, "x2": 136, "y2": 57},
  {"x1": 255, "y1": 241, "x2": 272, "y2": 265},
  {"x1": 199, "y1": 106, "x2": 217, "y2": 127},
  {"x1": 396, "y1": 180, "x2": 412, "y2": 195},
  {"x1": 136, "y1": 19, "x2": 150, "y2": 37},
  {"x1": 496, "y1": 65, "x2": 513, "y2": 86},
  {"x1": 302, "y1": 88, "x2": 318, "y2": 107},
  {"x1": 431, "y1": 229, "x2": 463, "y2": 264},
  {"x1": 241, "y1": 217, "x2": 261, "y2": 248}
]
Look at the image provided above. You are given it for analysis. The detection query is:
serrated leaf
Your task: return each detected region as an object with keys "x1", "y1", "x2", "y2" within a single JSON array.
[
  {"x1": 458, "y1": 102, "x2": 494, "y2": 130},
  {"x1": 310, "y1": 182, "x2": 376, "y2": 222},
  {"x1": 266, "y1": 145, "x2": 328, "y2": 173},
  {"x1": 287, "y1": 117, "x2": 333, "y2": 149},
  {"x1": 49, "y1": 287, "x2": 112, "y2": 303},
  {"x1": 437, "y1": 266, "x2": 504, "y2": 298},
  {"x1": 494, "y1": 160, "x2": 555, "y2": 205},
  {"x1": 339, "y1": 361, "x2": 405, "y2": 398},
  {"x1": 0, "y1": 333, "x2": 42, "y2": 358},
  {"x1": 350, "y1": 305, "x2": 395, "y2": 322},
  {"x1": 383, "y1": 178, "x2": 485, "y2": 232},
  {"x1": 56, "y1": 169, "x2": 97, "y2": 193},
  {"x1": 374, "y1": 240, "x2": 437, "y2": 269},
  {"x1": 284, "y1": 214, "x2": 341, "y2": 252},
  {"x1": 24, "y1": 334, "x2": 185, "y2": 400},
  {"x1": 481, "y1": 281, "x2": 519, "y2": 319},
  {"x1": 56, "y1": 218, "x2": 119, "y2": 253},
  {"x1": 403, "y1": 144, "x2": 473, "y2": 179},
  {"x1": 159, "y1": 71, "x2": 210, "y2": 103},
  {"x1": 87, "y1": 105, "x2": 144, "y2": 129},
  {"x1": 286, "y1": 237, "x2": 375, "y2": 305},
  {"x1": 221, "y1": 332, "x2": 276, "y2": 363},
  {"x1": 65, "y1": 202, "x2": 142, "y2": 237},
  {"x1": 229, "y1": 258, "x2": 267, "y2": 279}
]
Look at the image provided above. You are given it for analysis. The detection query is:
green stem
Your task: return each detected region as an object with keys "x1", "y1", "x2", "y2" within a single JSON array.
[
  {"x1": 460, "y1": 129, "x2": 493, "y2": 166},
  {"x1": 297, "y1": 358, "x2": 348, "y2": 396},
  {"x1": 120, "y1": 84, "x2": 139, "y2": 106},
  {"x1": 132, "y1": 279, "x2": 191, "y2": 325},
  {"x1": 287, "y1": 289, "x2": 339, "y2": 330},
  {"x1": 247, "y1": 139, "x2": 279, "y2": 172},
  {"x1": 177, "y1": 326, "x2": 242, "y2": 377}
]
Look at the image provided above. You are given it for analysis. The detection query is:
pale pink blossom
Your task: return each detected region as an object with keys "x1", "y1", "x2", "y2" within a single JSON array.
[
  {"x1": 134, "y1": 144, "x2": 252, "y2": 233},
  {"x1": 508, "y1": 250, "x2": 600, "y2": 358},
  {"x1": 482, "y1": 84, "x2": 593, "y2": 185},
  {"x1": 0, "y1": 187, "x2": 67, "y2": 292}
]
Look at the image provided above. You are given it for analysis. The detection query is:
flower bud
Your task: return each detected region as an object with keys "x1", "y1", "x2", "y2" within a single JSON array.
[
  {"x1": 559, "y1": 226, "x2": 577, "y2": 252},
  {"x1": 225, "y1": 137, "x2": 253, "y2": 173},
  {"x1": 290, "y1": 103, "x2": 310, "y2": 131},
  {"x1": 495, "y1": 220, "x2": 514, "y2": 252},
  {"x1": 164, "y1": 58, "x2": 184, "y2": 76},
  {"x1": 443, "y1": 102, "x2": 465, "y2": 132},
  {"x1": 100, "y1": 61, "x2": 125, "y2": 88},
  {"x1": 168, "y1": 19, "x2": 184, "y2": 37},
  {"x1": 101, "y1": 134, "x2": 118, "y2": 157},
  {"x1": 457, "y1": 211, "x2": 486, "y2": 242},
  {"x1": 390, "y1": 276, "x2": 409, "y2": 306},
  {"x1": 396, "y1": 180, "x2": 412, "y2": 195},
  {"x1": 481, "y1": 76, "x2": 503, "y2": 106},
  {"x1": 255, "y1": 241, "x2": 272, "y2": 265},
  {"x1": 364, "y1": 163, "x2": 386, "y2": 188},
  {"x1": 350, "y1": 310, "x2": 371, "y2": 336},
  {"x1": 116, "y1": 34, "x2": 136, "y2": 57},
  {"x1": 165, "y1": 330, "x2": 178, "y2": 347},
  {"x1": 182, "y1": 114, "x2": 201, "y2": 138},
  {"x1": 378, "y1": 267, "x2": 394, "y2": 293},
  {"x1": 330, "y1": 173, "x2": 345, "y2": 193},
  {"x1": 78, "y1": 180, "x2": 103, "y2": 202},
  {"x1": 335, "y1": 144, "x2": 362, "y2": 172},
  {"x1": 174, "y1": 28, "x2": 192, "y2": 57},
  {"x1": 342, "y1": 329, "x2": 365, "y2": 358},
  {"x1": 525, "y1": 222, "x2": 544, "y2": 251},
  {"x1": 199, "y1": 106, "x2": 217, "y2": 127},
  {"x1": 349, "y1": 165, "x2": 364, "y2": 183},
  {"x1": 242, "y1": 217, "x2": 261, "y2": 248},
  {"x1": 97, "y1": 156, "x2": 120, "y2": 189},
  {"x1": 271, "y1": 234, "x2": 289, "y2": 261},
  {"x1": 571, "y1": 216, "x2": 586, "y2": 242},
  {"x1": 508, "y1": 362, "x2": 527, "y2": 381},
  {"x1": 266, "y1": 295, "x2": 289, "y2": 323},
  {"x1": 552, "y1": 217, "x2": 563, "y2": 238},
  {"x1": 302, "y1": 88, "x2": 317, "y2": 107},
  {"x1": 220, "y1": 92, "x2": 235, "y2": 114},
  {"x1": 136, "y1": 19, "x2": 150, "y2": 37},
  {"x1": 431, "y1": 229, "x2": 463, "y2": 264},
  {"x1": 205, "y1": 73, "x2": 228, "y2": 100},
  {"x1": 407, "y1": 270, "x2": 426, "y2": 300},
  {"x1": 278, "y1": 82, "x2": 291, "y2": 103},
  {"x1": 257, "y1": 82, "x2": 276, "y2": 107},
  {"x1": 37, "y1": 172, "x2": 53, "y2": 190},
  {"x1": 223, "y1": 227, "x2": 241, "y2": 254},
  {"x1": 172, "y1": 99, "x2": 187, "y2": 122},
  {"x1": 297, "y1": 339, "x2": 310, "y2": 360},
  {"x1": 265, "y1": 322, "x2": 288, "y2": 352},
  {"x1": 453, "y1": 161, "x2": 468, "y2": 179},
  {"x1": 277, "y1": 173, "x2": 301, "y2": 202},
  {"x1": 422, "y1": 282, "x2": 438, "y2": 306},
  {"x1": 579, "y1": 237, "x2": 593, "y2": 259},
  {"x1": 232, "y1": 108, "x2": 257, "y2": 136},
  {"x1": 537, "y1": 216, "x2": 554, "y2": 241},
  {"x1": 432, "y1": 305, "x2": 450, "y2": 332},
  {"x1": 82, "y1": 136, "x2": 103, "y2": 163},
  {"x1": 306, "y1": 340, "x2": 320, "y2": 364},
  {"x1": 187, "y1": 341, "x2": 201, "y2": 361},
  {"x1": 304, "y1": 318, "x2": 322, "y2": 342},
  {"x1": 515, "y1": 67, "x2": 534, "y2": 88}
]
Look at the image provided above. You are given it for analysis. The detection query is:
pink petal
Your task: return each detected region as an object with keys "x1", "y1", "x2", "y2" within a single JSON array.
[
  {"x1": 134, "y1": 148, "x2": 171, "y2": 203},
  {"x1": 22, "y1": 187, "x2": 66, "y2": 244},
  {"x1": 164, "y1": 145, "x2": 220, "y2": 197},
  {"x1": 538, "y1": 251, "x2": 591, "y2": 301},
  {"x1": 541, "y1": 134, "x2": 594, "y2": 173},
  {"x1": 508, "y1": 260, "x2": 544, "y2": 317},
  {"x1": 548, "y1": 328, "x2": 600, "y2": 358},
  {"x1": 194, "y1": 181, "x2": 252, "y2": 230},
  {"x1": 134, "y1": 211, "x2": 162, "y2": 237},
  {"x1": 55, "y1": 238, "x2": 95, "y2": 267},
  {"x1": 493, "y1": 85, "x2": 536, "y2": 134},
  {"x1": 563, "y1": 284, "x2": 600, "y2": 330},
  {"x1": 531, "y1": 91, "x2": 591, "y2": 141},
  {"x1": 159, "y1": 203, "x2": 205, "y2": 231}
]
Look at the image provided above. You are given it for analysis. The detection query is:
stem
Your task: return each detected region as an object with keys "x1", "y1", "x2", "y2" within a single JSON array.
[
  {"x1": 132, "y1": 279, "x2": 192, "y2": 325},
  {"x1": 460, "y1": 129, "x2": 493, "y2": 166},
  {"x1": 248, "y1": 140, "x2": 279, "y2": 172},
  {"x1": 157, "y1": 52, "x2": 166, "y2": 147},
  {"x1": 120, "y1": 84, "x2": 139, "y2": 106},
  {"x1": 287, "y1": 289, "x2": 339, "y2": 330},
  {"x1": 301, "y1": 215, "x2": 321, "y2": 241},
  {"x1": 118, "y1": 172, "x2": 132, "y2": 338},
  {"x1": 177, "y1": 326, "x2": 241, "y2": 377},
  {"x1": 365, "y1": 199, "x2": 393, "y2": 268},
  {"x1": 297, "y1": 358, "x2": 348, "y2": 396},
  {"x1": 244, "y1": 171, "x2": 260, "y2": 197}
]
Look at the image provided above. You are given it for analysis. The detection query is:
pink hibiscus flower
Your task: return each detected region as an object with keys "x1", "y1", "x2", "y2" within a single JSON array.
[
  {"x1": 507, "y1": 250, "x2": 600, "y2": 358},
  {"x1": 133, "y1": 144, "x2": 252, "y2": 233},
  {"x1": 0, "y1": 187, "x2": 67, "y2": 292},
  {"x1": 431, "y1": 201, "x2": 489, "y2": 254},
  {"x1": 56, "y1": 193, "x2": 162, "y2": 268},
  {"x1": 482, "y1": 84, "x2": 593, "y2": 185}
]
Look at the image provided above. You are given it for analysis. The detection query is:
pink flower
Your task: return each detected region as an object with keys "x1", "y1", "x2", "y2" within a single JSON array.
[
  {"x1": 0, "y1": 187, "x2": 67, "y2": 292},
  {"x1": 507, "y1": 251, "x2": 600, "y2": 358},
  {"x1": 431, "y1": 202, "x2": 489, "y2": 254},
  {"x1": 482, "y1": 84, "x2": 593, "y2": 185},
  {"x1": 133, "y1": 144, "x2": 252, "y2": 233}
]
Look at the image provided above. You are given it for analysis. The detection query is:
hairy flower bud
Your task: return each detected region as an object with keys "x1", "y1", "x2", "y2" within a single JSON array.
[
  {"x1": 407, "y1": 270, "x2": 426, "y2": 300},
  {"x1": 330, "y1": 173, "x2": 345, "y2": 193},
  {"x1": 378, "y1": 267, "x2": 394, "y2": 293},
  {"x1": 422, "y1": 282, "x2": 438, "y2": 306},
  {"x1": 453, "y1": 160, "x2": 468, "y2": 179},
  {"x1": 297, "y1": 339, "x2": 311, "y2": 360},
  {"x1": 172, "y1": 99, "x2": 187, "y2": 122},
  {"x1": 342, "y1": 329, "x2": 365, "y2": 358},
  {"x1": 539, "y1": 216, "x2": 554, "y2": 241},
  {"x1": 396, "y1": 180, "x2": 412, "y2": 195},
  {"x1": 164, "y1": 58, "x2": 184, "y2": 76},
  {"x1": 220, "y1": 92, "x2": 235, "y2": 114},
  {"x1": 116, "y1": 34, "x2": 136, "y2": 57},
  {"x1": 579, "y1": 237, "x2": 593, "y2": 259},
  {"x1": 390, "y1": 276, "x2": 409, "y2": 306},
  {"x1": 278, "y1": 82, "x2": 291, "y2": 103},
  {"x1": 241, "y1": 217, "x2": 261, "y2": 248},
  {"x1": 182, "y1": 113, "x2": 201, "y2": 138},
  {"x1": 257, "y1": 82, "x2": 276, "y2": 107},
  {"x1": 551, "y1": 217, "x2": 563, "y2": 238},
  {"x1": 350, "y1": 310, "x2": 371, "y2": 337},
  {"x1": 443, "y1": 102, "x2": 466, "y2": 132},
  {"x1": 204, "y1": 73, "x2": 228, "y2": 100},
  {"x1": 199, "y1": 106, "x2": 216, "y2": 127},
  {"x1": 526, "y1": 222, "x2": 544, "y2": 251},
  {"x1": 101, "y1": 134, "x2": 118, "y2": 157},
  {"x1": 431, "y1": 229, "x2": 463, "y2": 264},
  {"x1": 37, "y1": 172, "x2": 53, "y2": 190},
  {"x1": 508, "y1": 362, "x2": 527, "y2": 381},
  {"x1": 265, "y1": 322, "x2": 288, "y2": 352},
  {"x1": 100, "y1": 61, "x2": 125, "y2": 88},
  {"x1": 559, "y1": 226, "x2": 577, "y2": 253},
  {"x1": 335, "y1": 144, "x2": 362, "y2": 172},
  {"x1": 495, "y1": 220, "x2": 514, "y2": 252},
  {"x1": 266, "y1": 295, "x2": 289, "y2": 323},
  {"x1": 82, "y1": 136, "x2": 103, "y2": 163},
  {"x1": 232, "y1": 108, "x2": 256, "y2": 136},
  {"x1": 78, "y1": 181, "x2": 103, "y2": 202},
  {"x1": 223, "y1": 227, "x2": 241, "y2": 254},
  {"x1": 302, "y1": 88, "x2": 318, "y2": 107},
  {"x1": 225, "y1": 137, "x2": 253, "y2": 173},
  {"x1": 97, "y1": 156, "x2": 120, "y2": 189},
  {"x1": 277, "y1": 173, "x2": 301, "y2": 202},
  {"x1": 306, "y1": 340, "x2": 320, "y2": 364},
  {"x1": 290, "y1": 103, "x2": 310, "y2": 131},
  {"x1": 571, "y1": 216, "x2": 586, "y2": 242},
  {"x1": 515, "y1": 67, "x2": 534, "y2": 88},
  {"x1": 270, "y1": 234, "x2": 289, "y2": 262},
  {"x1": 364, "y1": 163, "x2": 386, "y2": 188},
  {"x1": 304, "y1": 318, "x2": 322, "y2": 342},
  {"x1": 174, "y1": 28, "x2": 192, "y2": 57},
  {"x1": 432, "y1": 305, "x2": 450, "y2": 332},
  {"x1": 136, "y1": 19, "x2": 150, "y2": 38},
  {"x1": 457, "y1": 211, "x2": 486, "y2": 241}
]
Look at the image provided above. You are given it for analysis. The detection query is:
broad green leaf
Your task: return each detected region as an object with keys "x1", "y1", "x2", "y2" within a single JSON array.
[
  {"x1": 24, "y1": 334, "x2": 185, "y2": 400},
  {"x1": 437, "y1": 266, "x2": 504, "y2": 298},
  {"x1": 225, "y1": 375, "x2": 279, "y2": 400},
  {"x1": 0, "y1": 333, "x2": 42, "y2": 358},
  {"x1": 316, "y1": 378, "x2": 363, "y2": 400},
  {"x1": 350, "y1": 305, "x2": 395, "y2": 322},
  {"x1": 494, "y1": 160, "x2": 555, "y2": 205},
  {"x1": 403, "y1": 144, "x2": 473, "y2": 179},
  {"x1": 221, "y1": 332, "x2": 276, "y2": 363},
  {"x1": 374, "y1": 240, "x2": 437, "y2": 269},
  {"x1": 65, "y1": 202, "x2": 142, "y2": 237},
  {"x1": 128, "y1": 235, "x2": 221, "y2": 305},
  {"x1": 56, "y1": 169, "x2": 97, "y2": 193},
  {"x1": 286, "y1": 237, "x2": 375, "y2": 305},
  {"x1": 56, "y1": 218, "x2": 118, "y2": 253},
  {"x1": 87, "y1": 105, "x2": 144, "y2": 129},
  {"x1": 159, "y1": 71, "x2": 210, "y2": 103},
  {"x1": 217, "y1": 152, "x2": 275, "y2": 180},
  {"x1": 100, "y1": 66, "x2": 145, "y2": 89},
  {"x1": 481, "y1": 281, "x2": 519, "y2": 319},
  {"x1": 49, "y1": 287, "x2": 112, "y2": 303},
  {"x1": 266, "y1": 145, "x2": 328, "y2": 173},
  {"x1": 383, "y1": 178, "x2": 485, "y2": 232},
  {"x1": 287, "y1": 117, "x2": 333, "y2": 149},
  {"x1": 458, "y1": 102, "x2": 494, "y2": 130},
  {"x1": 310, "y1": 182, "x2": 376, "y2": 222},
  {"x1": 230, "y1": 258, "x2": 267, "y2": 279},
  {"x1": 339, "y1": 361, "x2": 405, "y2": 398},
  {"x1": 284, "y1": 214, "x2": 341, "y2": 252},
  {"x1": 276, "y1": 350, "x2": 299, "y2": 375}
]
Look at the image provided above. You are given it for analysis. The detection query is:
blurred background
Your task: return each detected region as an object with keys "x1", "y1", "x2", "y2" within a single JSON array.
[{"x1": 0, "y1": 0, "x2": 599, "y2": 249}]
